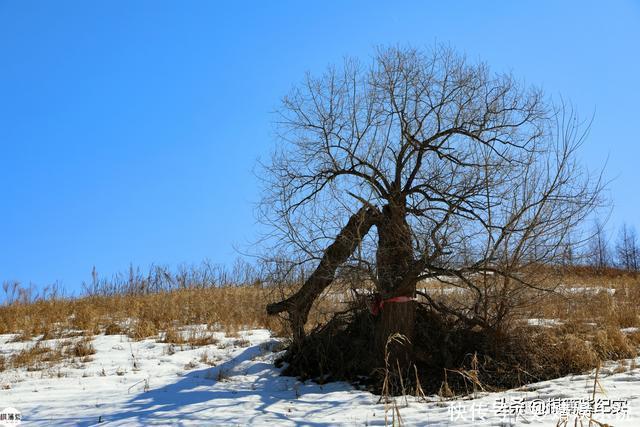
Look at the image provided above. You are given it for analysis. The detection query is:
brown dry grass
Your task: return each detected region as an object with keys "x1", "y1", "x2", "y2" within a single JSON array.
[
  {"x1": 10, "y1": 343, "x2": 64, "y2": 371},
  {"x1": 0, "y1": 285, "x2": 286, "y2": 341},
  {"x1": 522, "y1": 267, "x2": 640, "y2": 362},
  {"x1": 0, "y1": 282, "x2": 292, "y2": 373},
  {"x1": 69, "y1": 337, "x2": 96, "y2": 358},
  {"x1": 5, "y1": 336, "x2": 96, "y2": 372},
  {"x1": 160, "y1": 326, "x2": 219, "y2": 347},
  {"x1": 278, "y1": 267, "x2": 640, "y2": 395},
  {"x1": 2, "y1": 266, "x2": 640, "y2": 386},
  {"x1": 499, "y1": 267, "x2": 640, "y2": 384}
]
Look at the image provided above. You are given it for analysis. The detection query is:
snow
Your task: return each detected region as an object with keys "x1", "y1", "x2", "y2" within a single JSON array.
[
  {"x1": 2, "y1": 329, "x2": 640, "y2": 426},
  {"x1": 526, "y1": 318, "x2": 564, "y2": 327},
  {"x1": 562, "y1": 286, "x2": 616, "y2": 296}
]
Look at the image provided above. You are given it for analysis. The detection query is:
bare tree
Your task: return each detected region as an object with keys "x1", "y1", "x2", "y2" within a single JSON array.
[
  {"x1": 261, "y1": 46, "x2": 603, "y2": 371},
  {"x1": 586, "y1": 219, "x2": 612, "y2": 270},
  {"x1": 615, "y1": 223, "x2": 639, "y2": 271}
]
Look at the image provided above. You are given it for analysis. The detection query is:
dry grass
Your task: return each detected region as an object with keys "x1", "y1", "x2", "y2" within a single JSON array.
[
  {"x1": 2, "y1": 265, "x2": 640, "y2": 389},
  {"x1": 69, "y1": 337, "x2": 96, "y2": 358},
  {"x1": 521, "y1": 268, "x2": 640, "y2": 364},
  {"x1": 0, "y1": 278, "x2": 291, "y2": 373},
  {"x1": 104, "y1": 322, "x2": 125, "y2": 335},
  {"x1": 3, "y1": 336, "x2": 98, "y2": 372},
  {"x1": 199, "y1": 350, "x2": 218, "y2": 366},
  {"x1": 160, "y1": 326, "x2": 219, "y2": 347},
  {"x1": 0, "y1": 285, "x2": 286, "y2": 341},
  {"x1": 10, "y1": 343, "x2": 64, "y2": 371},
  {"x1": 277, "y1": 266, "x2": 640, "y2": 396}
]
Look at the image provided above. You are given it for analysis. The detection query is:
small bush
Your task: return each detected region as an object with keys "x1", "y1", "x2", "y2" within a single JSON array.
[
  {"x1": 104, "y1": 322, "x2": 124, "y2": 335},
  {"x1": 69, "y1": 338, "x2": 96, "y2": 358},
  {"x1": 161, "y1": 326, "x2": 183, "y2": 344},
  {"x1": 128, "y1": 319, "x2": 158, "y2": 340},
  {"x1": 615, "y1": 303, "x2": 640, "y2": 328},
  {"x1": 552, "y1": 333, "x2": 599, "y2": 373},
  {"x1": 592, "y1": 327, "x2": 637, "y2": 360}
]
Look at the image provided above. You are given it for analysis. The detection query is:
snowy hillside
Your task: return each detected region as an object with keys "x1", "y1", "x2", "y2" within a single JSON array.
[{"x1": 1, "y1": 328, "x2": 639, "y2": 426}]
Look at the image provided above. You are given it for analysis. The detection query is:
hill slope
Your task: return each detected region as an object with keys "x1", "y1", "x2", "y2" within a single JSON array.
[{"x1": 1, "y1": 328, "x2": 639, "y2": 426}]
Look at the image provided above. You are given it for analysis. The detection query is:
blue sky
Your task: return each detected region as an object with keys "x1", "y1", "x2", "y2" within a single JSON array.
[{"x1": 1, "y1": 0, "x2": 639, "y2": 291}]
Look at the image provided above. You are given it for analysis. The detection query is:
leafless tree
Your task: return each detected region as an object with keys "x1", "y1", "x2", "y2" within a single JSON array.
[
  {"x1": 615, "y1": 223, "x2": 639, "y2": 271},
  {"x1": 260, "y1": 46, "x2": 604, "y2": 370},
  {"x1": 586, "y1": 219, "x2": 612, "y2": 270}
]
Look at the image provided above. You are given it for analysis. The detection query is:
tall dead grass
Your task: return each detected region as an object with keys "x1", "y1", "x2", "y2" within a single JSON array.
[
  {"x1": 2, "y1": 264, "x2": 640, "y2": 386},
  {"x1": 0, "y1": 285, "x2": 285, "y2": 341},
  {"x1": 0, "y1": 261, "x2": 289, "y2": 340}
]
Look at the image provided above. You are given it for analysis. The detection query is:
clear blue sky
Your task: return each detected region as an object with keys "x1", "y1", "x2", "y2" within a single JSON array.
[{"x1": 1, "y1": 0, "x2": 639, "y2": 292}]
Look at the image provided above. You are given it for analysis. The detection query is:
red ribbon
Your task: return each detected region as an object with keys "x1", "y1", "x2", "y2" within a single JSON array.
[{"x1": 369, "y1": 295, "x2": 415, "y2": 316}]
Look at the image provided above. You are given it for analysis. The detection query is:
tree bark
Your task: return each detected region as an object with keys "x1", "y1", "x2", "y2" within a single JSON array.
[
  {"x1": 374, "y1": 202, "x2": 416, "y2": 373},
  {"x1": 266, "y1": 205, "x2": 380, "y2": 341}
]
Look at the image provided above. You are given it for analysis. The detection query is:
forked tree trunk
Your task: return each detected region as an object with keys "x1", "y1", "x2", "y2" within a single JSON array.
[
  {"x1": 266, "y1": 201, "x2": 418, "y2": 377},
  {"x1": 374, "y1": 202, "x2": 416, "y2": 373},
  {"x1": 266, "y1": 205, "x2": 380, "y2": 341}
]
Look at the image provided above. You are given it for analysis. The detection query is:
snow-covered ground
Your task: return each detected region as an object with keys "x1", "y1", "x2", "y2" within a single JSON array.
[{"x1": 1, "y1": 328, "x2": 640, "y2": 426}]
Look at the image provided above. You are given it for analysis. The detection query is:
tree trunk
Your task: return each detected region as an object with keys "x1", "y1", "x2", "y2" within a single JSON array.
[
  {"x1": 375, "y1": 202, "x2": 416, "y2": 374},
  {"x1": 266, "y1": 205, "x2": 380, "y2": 342}
]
